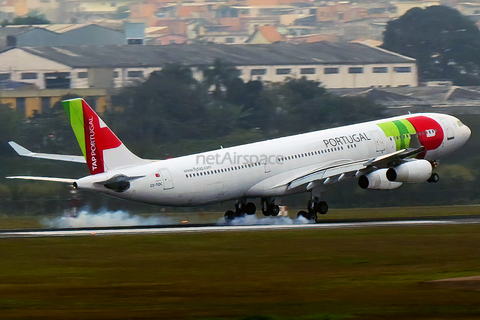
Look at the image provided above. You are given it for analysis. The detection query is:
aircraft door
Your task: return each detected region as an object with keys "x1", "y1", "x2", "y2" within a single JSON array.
[
  {"x1": 370, "y1": 131, "x2": 385, "y2": 152},
  {"x1": 261, "y1": 158, "x2": 271, "y2": 173},
  {"x1": 440, "y1": 119, "x2": 455, "y2": 140},
  {"x1": 159, "y1": 168, "x2": 174, "y2": 190}
]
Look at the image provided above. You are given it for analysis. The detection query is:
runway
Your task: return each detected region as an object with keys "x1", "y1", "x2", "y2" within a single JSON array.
[{"x1": 1, "y1": 216, "x2": 479, "y2": 238}]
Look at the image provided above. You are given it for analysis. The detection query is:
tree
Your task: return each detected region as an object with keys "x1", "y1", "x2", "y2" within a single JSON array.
[
  {"x1": 201, "y1": 58, "x2": 242, "y2": 100},
  {"x1": 112, "y1": 5, "x2": 130, "y2": 20},
  {"x1": 108, "y1": 64, "x2": 248, "y2": 157},
  {"x1": 382, "y1": 6, "x2": 480, "y2": 84},
  {"x1": 0, "y1": 102, "x2": 21, "y2": 157},
  {"x1": 12, "y1": 94, "x2": 83, "y2": 159},
  {"x1": 7, "y1": 12, "x2": 50, "y2": 25}
]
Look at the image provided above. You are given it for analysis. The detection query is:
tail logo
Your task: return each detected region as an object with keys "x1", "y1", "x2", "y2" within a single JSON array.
[
  {"x1": 88, "y1": 117, "x2": 98, "y2": 172},
  {"x1": 63, "y1": 98, "x2": 122, "y2": 175}
]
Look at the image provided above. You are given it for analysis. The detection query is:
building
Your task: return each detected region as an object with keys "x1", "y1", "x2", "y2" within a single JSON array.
[
  {"x1": 0, "y1": 42, "x2": 418, "y2": 115},
  {"x1": 245, "y1": 25, "x2": 284, "y2": 43},
  {"x1": 0, "y1": 24, "x2": 126, "y2": 47},
  {"x1": 0, "y1": 87, "x2": 110, "y2": 117}
]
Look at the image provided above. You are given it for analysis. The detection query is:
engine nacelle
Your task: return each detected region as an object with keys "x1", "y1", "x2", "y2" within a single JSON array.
[
  {"x1": 386, "y1": 160, "x2": 432, "y2": 183},
  {"x1": 358, "y1": 169, "x2": 403, "y2": 190}
]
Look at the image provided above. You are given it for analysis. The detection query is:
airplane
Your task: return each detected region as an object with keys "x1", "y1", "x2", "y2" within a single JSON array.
[{"x1": 7, "y1": 98, "x2": 471, "y2": 222}]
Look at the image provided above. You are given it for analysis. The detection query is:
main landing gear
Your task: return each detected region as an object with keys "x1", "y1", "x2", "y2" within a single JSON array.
[
  {"x1": 224, "y1": 197, "x2": 280, "y2": 222},
  {"x1": 224, "y1": 199, "x2": 256, "y2": 222},
  {"x1": 297, "y1": 198, "x2": 328, "y2": 223},
  {"x1": 261, "y1": 197, "x2": 279, "y2": 216}
]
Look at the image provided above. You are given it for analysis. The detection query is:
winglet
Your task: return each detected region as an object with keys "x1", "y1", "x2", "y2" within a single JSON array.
[{"x1": 8, "y1": 141, "x2": 33, "y2": 156}]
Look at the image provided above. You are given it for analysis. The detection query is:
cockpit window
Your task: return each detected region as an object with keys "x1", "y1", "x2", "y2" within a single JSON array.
[{"x1": 457, "y1": 120, "x2": 465, "y2": 127}]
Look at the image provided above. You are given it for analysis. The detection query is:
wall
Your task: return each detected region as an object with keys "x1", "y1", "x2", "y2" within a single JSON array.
[
  {"x1": 0, "y1": 49, "x2": 72, "y2": 89},
  {"x1": 236, "y1": 63, "x2": 418, "y2": 88},
  {"x1": 0, "y1": 88, "x2": 110, "y2": 117}
]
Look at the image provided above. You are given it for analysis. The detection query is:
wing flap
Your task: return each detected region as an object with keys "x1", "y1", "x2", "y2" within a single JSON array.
[
  {"x1": 9, "y1": 141, "x2": 86, "y2": 163},
  {"x1": 278, "y1": 144, "x2": 427, "y2": 191},
  {"x1": 287, "y1": 160, "x2": 367, "y2": 190}
]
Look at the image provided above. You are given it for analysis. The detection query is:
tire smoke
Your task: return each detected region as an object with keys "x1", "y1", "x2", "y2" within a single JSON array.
[
  {"x1": 42, "y1": 209, "x2": 174, "y2": 228},
  {"x1": 218, "y1": 214, "x2": 311, "y2": 225}
]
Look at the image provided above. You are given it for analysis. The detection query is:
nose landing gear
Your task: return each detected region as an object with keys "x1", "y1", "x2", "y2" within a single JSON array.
[{"x1": 428, "y1": 172, "x2": 439, "y2": 183}]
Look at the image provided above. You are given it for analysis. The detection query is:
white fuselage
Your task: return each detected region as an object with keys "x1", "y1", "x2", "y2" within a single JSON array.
[{"x1": 75, "y1": 113, "x2": 471, "y2": 206}]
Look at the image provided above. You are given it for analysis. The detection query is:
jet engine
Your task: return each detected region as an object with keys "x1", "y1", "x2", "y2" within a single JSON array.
[
  {"x1": 358, "y1": 169, "x2": 403, "y2": 190},
  {"x1": 386, "y1": 160, "x2": 432, "y2": 183}
]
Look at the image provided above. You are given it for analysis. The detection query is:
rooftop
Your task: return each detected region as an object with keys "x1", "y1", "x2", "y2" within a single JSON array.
[
  {"x1": 0, "y1": 24, "x2": 118, "y2": 36},
  {"x1": 16, "y1": 42, "x2": 415, "y2": 68}
]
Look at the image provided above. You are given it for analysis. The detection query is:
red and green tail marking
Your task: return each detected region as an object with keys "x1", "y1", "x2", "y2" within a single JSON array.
[{"x1": 63, "y1": 98, "x2": 121, "y2": 175}]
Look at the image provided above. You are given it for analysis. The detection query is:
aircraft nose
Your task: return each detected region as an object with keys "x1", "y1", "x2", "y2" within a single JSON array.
[
  {"x1": 461, "y1": 124, "x2": 472, "y2": 146},
  {"x1": 466, "y1": 124, "x2": 471, "y2": 139}
]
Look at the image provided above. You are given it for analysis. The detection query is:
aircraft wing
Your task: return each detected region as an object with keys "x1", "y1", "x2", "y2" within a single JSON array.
[
  {"x1": 276, "y1": 144, "x2": 426, "y2": 191},
  {"x1": 8, "y1": 141, "x2": 86, "y2": 163},
  {"x1": 6, "y1": 176, "x2": 75, "y2": 184}
]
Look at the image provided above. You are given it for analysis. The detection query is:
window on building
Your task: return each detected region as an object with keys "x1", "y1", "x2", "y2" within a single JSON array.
[
  {"x1": 0, "y1": 73, "x2": 11, "y2": 80},
  {"x1": 348, "y1": 67, "x2": 364, "y2": 74},
  {"x1": 77, "y1": 72, "x2": 88, "y2": 78},
  {"x1": 113, "y1": 71, "x2": 119, "y2": 78},
  {"x1": 44, "y1": 72, "x2": 71, "y2": 89},
  {"x1": 127, "y1": 70, "x2": 143, "y2": 78},
  {"x1": 41, "y1": 97, "x2": 51, "y2": 114},
  {"x1": 324, "y1": 67, "x2": 339, "y2": 74},
  {"x1": 250, "y1": 69, "x2": 266, "y2": 76},
  {"x1": 373, "y1": 67, "x2": 388, "y2": 73},
  {"x1": 21, "y1": 72, "x2": 38, "y2": 80},
  {"x1": 276, "y1": 68, "x2": 291, "y2": 75},
  {"x1": 300, "y1": 68, "x2": 316, "y2": 75},
  {"x1": 127, "y1": 38, "x2": 143, "y2": 45},
  {"x1": 16, "y1": 98, "x2": 26, "y2": 115},
  {"x1": 394, "y1": 66, "x2": 412, "y2": 73},
  {"x1": 225, "y1": 37, "x2": 235, "y2": 43}
]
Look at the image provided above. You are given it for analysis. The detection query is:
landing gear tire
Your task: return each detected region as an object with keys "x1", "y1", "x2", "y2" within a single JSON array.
[
  {"x1": 244, "y1": 202, "x2": 256, "y2": 215},
  {"x1": 225, "y1": 210, "x2": 236, "y2": 223},
  {"x1": 428, "y1": 173, "x2": 440, "y2": 183},
  {"x1": 262, "y1": 204, "x2": 279, "y2": 216},
  {"x1": 235, "y1": 210, "x2": 245, "y2": 218},
  {"x1": 297, "y1": 210, "x2": 317, "y2": 222},
  {"x1": 271, "y1": 205, "x2": 280, "y2": 216},
  {"x1": 316, "y1": 201, "x2": 328, "y2": 215},
  {"x1": 297, "y1": 210, "x2": 308, "y2": 219},
  {"x1": 262, "y1": 207, "x2": 270, "y2": 216}
]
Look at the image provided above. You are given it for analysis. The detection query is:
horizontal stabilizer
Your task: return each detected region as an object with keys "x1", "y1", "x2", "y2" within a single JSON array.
[
  {"x1": 6, "y1": 176, "x2": 76, "y2": 184},
  {"x1": 8, "y1": 141, "x2": 86, "y2": 163}
]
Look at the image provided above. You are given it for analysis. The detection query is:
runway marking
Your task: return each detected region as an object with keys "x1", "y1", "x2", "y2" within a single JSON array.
[{"x1": 0, "y1": 219, "x2": 471, "y2": 238}]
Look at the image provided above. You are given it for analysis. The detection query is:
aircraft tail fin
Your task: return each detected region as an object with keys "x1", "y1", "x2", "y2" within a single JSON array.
[{"x1": 62, "y1": 98, "x2": 147, "y2": 175}]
